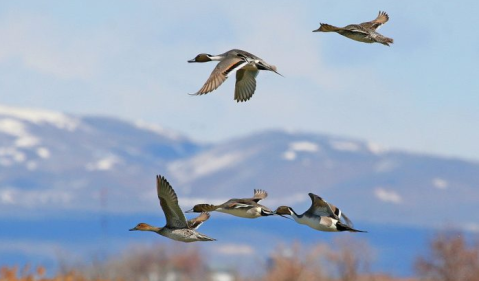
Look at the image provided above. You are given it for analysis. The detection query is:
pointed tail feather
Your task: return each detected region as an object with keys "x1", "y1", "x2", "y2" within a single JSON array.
[
  {"x1": 197, "y1": 232, "x2": 216, "y2": 242},
  {"x1": 380, "y1": 37, "x2": 394, "y2": 46},
  {"x1": 337, "y1": 222, "x2": 367, "y2": 233}
]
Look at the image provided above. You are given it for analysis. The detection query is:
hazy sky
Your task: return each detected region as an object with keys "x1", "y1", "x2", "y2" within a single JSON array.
[{"x1": 0, "y1": 1, "x2": 478, "y2": 160}]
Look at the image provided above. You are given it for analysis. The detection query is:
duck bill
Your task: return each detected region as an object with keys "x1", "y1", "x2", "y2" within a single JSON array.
[
  {"x1": 187, "y1": 58, "x2": 197, "y2": 63},
  {"x1": 312, "y1": 28, "x2": 321, "y2": 32},
  {"x1": 129, "y1": 227, "x2": 137, "y2": 231}
]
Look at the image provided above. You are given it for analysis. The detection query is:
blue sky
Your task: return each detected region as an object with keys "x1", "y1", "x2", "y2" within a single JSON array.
[{"x1": 1, "y1": 0, "x2": 478, "y2": 160}]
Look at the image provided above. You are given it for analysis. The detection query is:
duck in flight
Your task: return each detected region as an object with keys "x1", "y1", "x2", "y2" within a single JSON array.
[
  {"x1": 129, "y1": 175, "x2": 216, "y2": 242},
  {"x1": 187, "y1": 189, "x2": 283, "y2": 219},
  {"x1": 274, "y1": 193, "x2": 366, "y2": 233},
  {"x1": 313, "y1": 11, "x2": 393, "y2": 46},
  {"x1": 188, "y1": 49, "x2": 281, "y2": 102}
]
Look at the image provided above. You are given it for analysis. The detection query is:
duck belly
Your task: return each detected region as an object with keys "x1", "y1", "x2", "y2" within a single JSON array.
[
  {"x1": 298, "y1": 216, "x2": 338, "y2": 232},
  {"x1": 341, "y1": 32, "x2": 374, "y2": 44},
  {"x1": 218, "y1": 207, "x2": 261, "y2": 218},
  {"x1": 161, "y1": 228, "x2": 209, "y2": 242}
]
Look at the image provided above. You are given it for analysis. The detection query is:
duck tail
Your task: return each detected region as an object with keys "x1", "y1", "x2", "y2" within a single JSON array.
[
  {"x1": 314, "y1": 23, "x2": 341, "y2": 32},
  {"x1": 198, "y1": 233, "x2": 216, "y2": 242},
  {"x1": 337, "y1": 222, "x2": 367, "y2": 233},
  {"x1": 380, "y1": 36, "x2": 394, "y2": 46}
]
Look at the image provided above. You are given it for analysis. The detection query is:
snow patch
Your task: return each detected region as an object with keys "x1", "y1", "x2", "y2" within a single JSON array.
[
  {"x1": 374, "y1": 188, "x2": 402, "y2": 204},
  {"x1": 0, "y1": 105, "x2": 79, "y2": 131},
  {"x1": 367, "y1": 142, "x2": 388, "y2": 155},
  {"x1": 375, "y1": 160, "x2": 399, "y2": 173},
  {"x1": 282, "y1": 151, "x2": 296, "y2": 160},
  {"x1": 36, "y1": 147, "x2": 51, "y2": 159},
  {"x1": 134, "y1": 120, "x2": 182, "y2": 140},
  {"x1": 330, "y1": 140, "x2": 360, "y2": 152},
  {"x1": 282, "y1": 141, "x2": 319, "y2": 161},
  {"x1": 86, "y1": 155, "x2": 121, "y2": 171},
  {"x1": 0, "y1": 118, "x2": 40, "y2": 148},
  {"x1": 168, "y1": 150, "x2": 250, "y2": 183},
  {"x1": 290, "y1": 141, "x2": 319, "y2": 152},
  {"x1": 432, "y1": 178, "x2": 448, "y2": 190}
]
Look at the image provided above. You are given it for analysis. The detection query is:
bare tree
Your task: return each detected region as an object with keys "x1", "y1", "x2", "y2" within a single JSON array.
[
  {"x1": 326, "y1": 236, "x2": 373, "y2": 281},
  {"x1": 81, "y1": 243, "x2": 209, "y2": 281},
  {"x1": 261, "y1": 242, "x2": 328, "y2": 281},
  {"x1": 415, "y1": 231, "x2": 479, "y2": 281}
]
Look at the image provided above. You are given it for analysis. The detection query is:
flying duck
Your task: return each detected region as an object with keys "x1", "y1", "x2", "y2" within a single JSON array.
[
  {"x1": 274, "y1": 193, "x2": 366, "y2": 232},
  {"x1": 188, "y1": 49, "x2": 281, "y2": 102},
  {"x1": 186, "y1": 189, "x2": 280, "y2": 219},
  {"x1": 313, "y1": 11, "x2": 393, "y2": 46},
  {"x1": 129, "y1": 175, "x2": 216, "y2": 242}
]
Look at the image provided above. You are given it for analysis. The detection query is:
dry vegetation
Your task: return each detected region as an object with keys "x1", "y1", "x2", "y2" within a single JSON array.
[
  {"x1": 1, "y1": 231, "x2": 478, "y2": 281},
  {"x1": 415, "y1": 232, "x2": 479, "y2": 281}
]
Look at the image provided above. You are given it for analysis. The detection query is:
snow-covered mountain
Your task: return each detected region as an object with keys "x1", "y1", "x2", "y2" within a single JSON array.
[
  {"x1": 0, "y1": 105, "x2": 202, "y2": 217},
  {"x1": 1, "y1": 104, "x2": 479, "y2": 231}
]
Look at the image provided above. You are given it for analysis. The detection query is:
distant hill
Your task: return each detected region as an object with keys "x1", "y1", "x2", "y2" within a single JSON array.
[{"x1": 1, "y1": 104, "x2": 478, "y2": 231}]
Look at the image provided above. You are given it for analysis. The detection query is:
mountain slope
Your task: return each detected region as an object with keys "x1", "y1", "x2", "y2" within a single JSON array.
[{"x1": 1, "y1": 104, "x2": 479, "y2": 230}]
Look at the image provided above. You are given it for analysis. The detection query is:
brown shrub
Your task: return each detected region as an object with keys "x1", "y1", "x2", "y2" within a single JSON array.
[{"x1": 415, "y1": 231, "x2": 479, "y2": 281}]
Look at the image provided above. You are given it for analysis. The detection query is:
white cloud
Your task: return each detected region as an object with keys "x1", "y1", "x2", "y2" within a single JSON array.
[
  {"x1": 0, "y1": 146, "x2": 27, "y2": 165},
  {"x1": 464, "y1": 223, "x2": 479, "y2": 233},
  {"x1": 86, "y1": 155, "x2": 121, "y2": 171},
  {"x1": 0, "y1": 187, "x2": 72, "y2": 208},
  {"x1": 374, "y1": 188, "x2": 402, "y2": 204},
  {"x1": 0, "y1": 189, "x2": 15, "y2": 204},
  {"x1": 432, "y1": 178, "x2": 448, "y2": 190},
  {"x1": 26, "y1": 161, "x2": 37, "y2": 170}
]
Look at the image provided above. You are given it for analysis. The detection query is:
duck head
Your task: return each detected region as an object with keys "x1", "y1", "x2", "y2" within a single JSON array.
[
  {"x1": 274, "y1": 206, "x2": 294, "y2": 216},
  {"x1": 188, "y1": 53, "x2": 214, "y2": 63},
  {"x1": 129, "y1": 223, "x2": 161, "y2": 232}
]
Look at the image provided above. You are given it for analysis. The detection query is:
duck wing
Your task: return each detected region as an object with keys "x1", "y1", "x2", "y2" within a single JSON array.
[
  {"x1": 234, "y1": 68, "x2": 258, "y2": 102},
  {"x1": 360, "y1": 11, "x2": 389, "y2": 30},
  {"x1": 187, "y1": 212, "x2": 210, "y2": 230},
  {"x1": 157, "y1": 175, "x2": 188, "y2": 229},
  {"x1": 251, "y1": 189, "x2": 268, "y2": 203},
  {"x1": 343, "y1": 24, "x2": 370, "y2": 34},
  {"x1": 221, "y1": 198, "x2": 257, "y2": 210},
  {"x1": 193, "y1": 57, "x2": 248, "y2": 96},
  {"x1": 306, "y1": 193, "x2": 337, "y2": 218}
]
